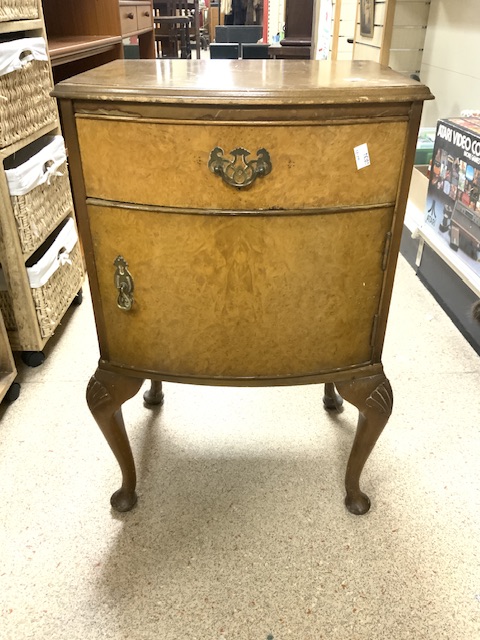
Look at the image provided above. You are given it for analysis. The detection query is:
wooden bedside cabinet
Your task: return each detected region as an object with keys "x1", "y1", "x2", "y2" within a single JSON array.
[{"x1": 54, "y1": 59, "x2": 433, "y2": 515}]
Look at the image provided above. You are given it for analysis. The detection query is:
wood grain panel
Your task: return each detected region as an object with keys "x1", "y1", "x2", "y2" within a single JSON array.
[
  {"x1": 42, "y1": 0, "x2": 120, "y2": 37},
  {"x1": 77, "y1": 118, "x2": 407, "y2": 211},
  {"x1": 88, "y1": 204, "x2": 393, "y2": 380}
]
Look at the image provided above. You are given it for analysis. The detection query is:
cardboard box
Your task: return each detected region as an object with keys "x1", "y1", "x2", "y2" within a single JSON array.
[
  {"x1": 415, "y1": 127, "x2": 436, "y2": 166},
  {"x1": 424, "y1": 116, "x2": 480, "y2": 278},
  {"x1": 405, "y1": 165, "x2": 428, "y2": 232}
]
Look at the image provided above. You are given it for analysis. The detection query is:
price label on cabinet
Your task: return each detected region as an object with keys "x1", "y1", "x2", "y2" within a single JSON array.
[{"x1": 354, "y1": 143, "x2": 371, "y2": 170}]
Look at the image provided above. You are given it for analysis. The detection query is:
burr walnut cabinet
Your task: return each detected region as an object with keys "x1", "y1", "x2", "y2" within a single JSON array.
[{"x1": 54, "y1": 59, "x2": 432, "y2": 515}]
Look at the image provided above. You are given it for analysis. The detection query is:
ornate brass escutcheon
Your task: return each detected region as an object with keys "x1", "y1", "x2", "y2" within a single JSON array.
[
  {"x1": 113, "y1": 255, "x2": 134, "y2": 311},
  {"x1": 208, "y1": 147, "x2": 272, "y2": 188}
]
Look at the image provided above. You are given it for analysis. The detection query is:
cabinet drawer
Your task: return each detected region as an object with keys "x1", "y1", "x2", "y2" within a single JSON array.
[
  {"x1": 88, "y1": 203, "x2": 393, "y2": 379},
  {"x1": 136, "y1": 3, "x2": 153, "y2": 30},
  {"x1": 119, "y1": 4, "x2": 138, "y2": 34},
  {"x1": 77, "y1": 118, "x2": 408, "y2": 211}
]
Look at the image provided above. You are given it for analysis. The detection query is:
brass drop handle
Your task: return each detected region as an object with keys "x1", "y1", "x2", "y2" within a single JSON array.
[
  {"x1": 127, "y1": 12, "x2": 135, "y2": 19},
  {"x1": 143, "y1": 10, "x2": 150, "y2": 16},
  {"x1": 114, "y1": 256, "x2": 134, "y2": 311},
  {"x1": 208, "y1": 147, "x2": 272, "y2": 188}
]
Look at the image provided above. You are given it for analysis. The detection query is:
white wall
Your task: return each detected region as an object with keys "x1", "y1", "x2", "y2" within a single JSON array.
[
  {"x1": 420, "y1": 0, "x2": 480, "y2": 126},
  {"x1": 335, "y1": 0, "x2": 356, "y2": 59}
]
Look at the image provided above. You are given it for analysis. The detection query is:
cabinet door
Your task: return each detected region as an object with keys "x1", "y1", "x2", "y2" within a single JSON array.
[{"x1": 88, "y1": 203, "x2": 393, "y2": 380}]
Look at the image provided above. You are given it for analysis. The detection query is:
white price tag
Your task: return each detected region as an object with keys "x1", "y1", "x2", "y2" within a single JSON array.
[{"x1": 354, "y1": 143, "x2": 371, "y2": 170}]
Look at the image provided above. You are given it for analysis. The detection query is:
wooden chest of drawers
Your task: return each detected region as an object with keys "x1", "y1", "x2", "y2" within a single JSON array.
[
  {"x1": 54, "y1": 59, "x2": 432, "y2": 514},
  {"x1": 119, "y1": 1, "x2": 153, "y2": 36}
]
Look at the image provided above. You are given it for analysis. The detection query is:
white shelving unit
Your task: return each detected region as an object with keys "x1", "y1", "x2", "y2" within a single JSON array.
[{"x1": 352, "y1": 0, "x2": 431, "y2": 77}]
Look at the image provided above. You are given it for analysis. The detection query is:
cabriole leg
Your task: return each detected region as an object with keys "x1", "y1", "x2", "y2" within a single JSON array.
[
  {"x1": 143, "y1": 379, "x2": 165, "y2": 406},
  {"x1": 86, "y1": 368, "x2": 144, "y2": 512},
  {"x1": 323, "y1": 382, "x2": 344, "y2": 411},
  {"x1": 335, "y1": 373, "x2": 393, "y2": 515}
]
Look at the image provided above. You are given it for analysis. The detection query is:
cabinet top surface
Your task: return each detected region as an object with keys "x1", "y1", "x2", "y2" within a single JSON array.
[{"x1": 53, "y1": 59, "x2": 433, "y2": 105}]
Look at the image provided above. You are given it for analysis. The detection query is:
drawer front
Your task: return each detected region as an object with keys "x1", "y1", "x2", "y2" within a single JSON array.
[
  {"x1": 88, "y1": 204, "x2": 393, "y2": 379},
  {"x1": 119, "y1": 4, "x2": 138, "y2": 34},
  {"x1": 136, "y1": 4, "x2": 153, "y2": 30},
  {"x1": 77, "y1": 118, "x2": 408, "y2": 211}
]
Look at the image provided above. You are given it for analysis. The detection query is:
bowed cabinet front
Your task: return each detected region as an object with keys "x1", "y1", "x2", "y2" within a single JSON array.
[{"x1": 54, "y1": 59, "x2": 433, "y2": 514}]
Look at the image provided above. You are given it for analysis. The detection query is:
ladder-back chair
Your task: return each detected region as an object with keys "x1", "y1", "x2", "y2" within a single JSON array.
[{"x1": 153, "y1": 1, "x2": 201, "y2": 59}]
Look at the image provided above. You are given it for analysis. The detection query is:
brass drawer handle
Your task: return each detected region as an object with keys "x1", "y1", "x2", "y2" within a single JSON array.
[
  {"x1": 143, "y1": 11, "x2": 150, "y2": 17},
  {"x1": 126, "y1": 12, "x2": 135, "y2": 19},
  {"x1": 114, "y1": 256, "x2": 134, "y2": 311},
  {"x1": 208, "y1": 147, "x2": 272, "y2": 188}
]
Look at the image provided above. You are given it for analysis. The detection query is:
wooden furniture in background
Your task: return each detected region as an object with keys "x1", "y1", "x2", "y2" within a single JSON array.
[
  {"x1": 153, "y1": 0, "x2": 200, "y2": 59},
  {"x1": 42, "y1": 0, "x2": 154, "y2": 81},
  {"x1": 0, "y1": 0, "x2": 84, "y2": 366},
  {"x1": 208, "y1": 1, "x2": 221, "y2": 44},
  {"x1": 54, "y1": 59, "x2": 432, "y2": 515},
  {"x1": 277, "y1": 0, "x2": 314, "y2": 58}
]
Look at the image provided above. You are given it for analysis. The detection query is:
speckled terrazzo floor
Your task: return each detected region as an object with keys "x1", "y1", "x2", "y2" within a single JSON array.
[{"x1": 1, "y1": 255, "x2": 479, "y2": 640}]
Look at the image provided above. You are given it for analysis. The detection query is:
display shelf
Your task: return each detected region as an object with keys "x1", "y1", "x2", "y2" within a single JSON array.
[
  {"x1": 415, "y1": 225, "x2": 480, "y2": 297},
  {"x1": 48, "y1": 35, "x2": 123, "y2": 67},
  {"x1": 403, "y1": 162, "x2": 480, "y2": 355},
  {"x1": 405, "y1": 164, "x2": 480, "y2": 299},
  {"x1": 42, "y1": 0, "x2": 155, "y2": 81}
]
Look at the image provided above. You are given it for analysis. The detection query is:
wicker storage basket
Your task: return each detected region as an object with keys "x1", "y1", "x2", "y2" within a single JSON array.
[
  {"x1": 31, "y1": 242, "x2": 83, "y2": 337},
  {"x1": 0, "y1": 219, "x2": 84, "y2": 338},
  {"x1": 0, "y1": 38, "x2": 57, "y2": 149},
  {"x1": 5, "y1": 136, "x2": 74, "y2": 254},
  {"x1": 0, "y1": 0, "x2": 38, "y2": 22}
]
